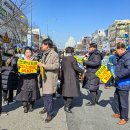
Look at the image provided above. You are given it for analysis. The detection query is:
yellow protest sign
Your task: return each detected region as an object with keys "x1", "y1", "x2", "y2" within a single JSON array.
[
  {"x1": 95, "y1": 65, "x2": 112, "y2": 83},
  {"x1": 40, "y1": 66, "x2": 45, "y2": 79},
  {"x1": 18, "y1": 59, "x2": 38, "y2": 74}
]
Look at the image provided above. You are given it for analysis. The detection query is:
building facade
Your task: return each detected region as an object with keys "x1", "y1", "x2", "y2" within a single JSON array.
[
  {"x1": 0, "y1": 0, "x2": 28, "y2": 47},
  {"x1": 108, "y1": 20, "x2": 130, "y2": 48}
]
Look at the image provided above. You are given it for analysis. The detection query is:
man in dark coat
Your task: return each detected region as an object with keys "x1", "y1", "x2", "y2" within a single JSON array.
[
  {"x1": 61, "y1": 47, "x2": 84, "y2": 113},
  {"x1": 83, "y1": 43, "x2": 102, "y2": 106},
  {"x1": 0, "y1": 46, "x2": 8, "y2": 117},
  {"x1": 112, "y1": 43, "x2": 130, "y2": 125}
]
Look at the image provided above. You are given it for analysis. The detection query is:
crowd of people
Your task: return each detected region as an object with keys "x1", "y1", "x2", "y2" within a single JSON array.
[{"x1": 0, "y1": 39, "x2": 130, "y2": 125}]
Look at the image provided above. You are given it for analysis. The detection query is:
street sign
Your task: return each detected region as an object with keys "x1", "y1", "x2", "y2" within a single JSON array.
[
  {"x1": 3, "y1": 32, "x2": 11, "y2": 43},
  {"x1": 96, "y1": 65, "x2": 112, "y2": 83}
]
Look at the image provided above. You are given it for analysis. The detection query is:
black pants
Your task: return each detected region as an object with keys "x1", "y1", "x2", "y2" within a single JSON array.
[
  {"x1": 90, "y1": 91, "x2": 98, "y2": 104},
  {"x1": 114, "y1": 88, "x2": 129, "y2": 121},
  {"x1": 3, "y1": 90, "x2": 13, "y2": 102},
  {"x1": 63, "y1": 97, "x2": 73, "y2": 108},
  {"x1": 0, "y1": 73, "x2": 2, "y2": 114},
  {"x1": 43, "y1": 94, "x2": 54, "y2": 116}
]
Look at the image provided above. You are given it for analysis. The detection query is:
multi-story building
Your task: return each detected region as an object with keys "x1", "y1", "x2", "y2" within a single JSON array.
[
  {"x1": 108, "y1": 20, "x2": 130, "y2": 48},
  {"x1": 91, "y1": 29, "x2": 109, "y2": 51},
  {"x1": 81, "y1": 36, "x2": 91, "y2": 51},
  {"x1": 0, "y1": 0, "x2": 28, "y2": 46}
]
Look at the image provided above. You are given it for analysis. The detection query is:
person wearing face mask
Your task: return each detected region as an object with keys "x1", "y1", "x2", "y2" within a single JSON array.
[
  {"x1": 16, "y1": 47, "x2": 40, "y2": 113},
  {"x1": 83, "y1": 43, "x2": 103, "y2": 106}
]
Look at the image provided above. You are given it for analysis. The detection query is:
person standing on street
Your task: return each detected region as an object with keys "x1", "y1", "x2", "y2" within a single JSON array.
[
  {"x1": 83, "y1": 43, "x2": 102, "y2": 106},
  {"x1": 16, "y1": 47, "x2": 40, "y2": 113},
  {"x1": 0, "y1": 46, "x2": 8, "y2": 117},
  {"x1": 61, "y1": 47, "x2": 84, "y2": 113},
  {"x1": 1, "y1": 49, "x2": 18, "y2": 105},
  {"x1": 112, "y1": 43, "x2": 130, "y2": 125},
  {"x1": 39, "y1": 38, "x2": 59, "y2": 123}
]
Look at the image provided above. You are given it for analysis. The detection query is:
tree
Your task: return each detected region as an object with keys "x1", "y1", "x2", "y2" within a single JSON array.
[{"x1": 0, "y1": 0, "x2": 31, "y2": 43}]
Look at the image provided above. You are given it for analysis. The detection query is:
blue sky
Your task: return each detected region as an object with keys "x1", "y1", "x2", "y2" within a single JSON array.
[{"x1": 29, "y1": 0, "x2": 130, "y2": 48}]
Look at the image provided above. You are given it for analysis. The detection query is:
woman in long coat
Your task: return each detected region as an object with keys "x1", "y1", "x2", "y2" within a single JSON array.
[
  {"x1": 1, "y1": 49, "x2": 18, "y2": 104},
  {"x1": 61, "y1": 47, "x2": 84, "y2": 113},
  {"x1": 16, "y1": 47, "x2": 40, "y2": 113}
]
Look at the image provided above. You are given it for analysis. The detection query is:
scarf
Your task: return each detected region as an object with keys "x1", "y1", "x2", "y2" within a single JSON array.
[{"x1": 42, "y1": 48, "x2": 52, "y2": 63}]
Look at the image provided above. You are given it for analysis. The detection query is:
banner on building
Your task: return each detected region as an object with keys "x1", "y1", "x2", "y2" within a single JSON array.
[
  {"x1": 95, "y1": 65, "x2": 112, "y2": 83},
  {"x1": 18, "y1": 59, "x2": 38, "y2": 74}
]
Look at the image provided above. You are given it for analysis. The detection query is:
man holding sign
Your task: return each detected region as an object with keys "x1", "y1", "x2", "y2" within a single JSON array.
[
  {"x1": 38, "y1": 38, "x2": 59, "y2": 123},
  {"x1": 83, "y1": 43, "x2": 103, "y2": 106}
]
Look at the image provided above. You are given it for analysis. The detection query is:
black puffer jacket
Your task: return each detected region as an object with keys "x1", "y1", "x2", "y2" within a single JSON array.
[
  {"x1": 83, "y1": 50, "x2": 102, "y2": 91},
  {"x1": 1, "y1": 53, "x2": 18, "y2": 90}
]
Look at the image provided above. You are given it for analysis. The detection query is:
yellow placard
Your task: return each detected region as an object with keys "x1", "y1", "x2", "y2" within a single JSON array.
[
  {"x1": 40, "y1": 66, "x2": 45, "y2": 79},
  {"x1": 18, "y1": 59, "x2": 38, "y2": 74},
  {"x1": 95, "y1": 65, "x2": 112, "y2": 83}
]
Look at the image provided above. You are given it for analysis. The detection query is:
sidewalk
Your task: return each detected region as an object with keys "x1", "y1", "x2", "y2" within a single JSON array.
[{"x1": 0, "y1": 96, "x2": 68, "y2": 130}]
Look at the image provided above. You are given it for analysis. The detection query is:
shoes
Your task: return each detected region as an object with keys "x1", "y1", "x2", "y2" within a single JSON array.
[
  {"x1": 118, "y1": 119, "x2": 127, "y2": 125},
  {"x1": 39, "y1": 109, "x2": 47, "y2": 114},
  {"x1": 112, "y1": 114, "x2": 120, "y2": 118},
  {"x1": 0, "y1": 112, "x2": 8, "y2": 117},
  {"x1": 64, "y1": 107, "x2": 72, "y2": 113},
  {"x1": 24, "y1": 107, "x2": 28, "y2": 113},
  {"x1": 85, "y1": 102, "x2": 96, "y2": 106},
  {"x1": 45, "y1": 116, "x2": 54, "y2": 123}
]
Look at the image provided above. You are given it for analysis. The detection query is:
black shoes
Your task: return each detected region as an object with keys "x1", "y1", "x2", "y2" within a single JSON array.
[
  {"x1": 45, "y1": 116, "x2": 54, "y2": 123},
  {"x1": 85, "y1": 102, "x2": 96, "y2": 106},
  {"x1": 64, "y1": 107, "x2": 72, "y2": 113},
  {"x1": 39, "y1": 109, "x2": 47, "y2": 114}
]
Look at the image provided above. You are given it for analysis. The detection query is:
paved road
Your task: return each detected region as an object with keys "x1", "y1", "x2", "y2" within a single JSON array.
[
  {"x1": 66, "y1": 85, "x2": 130, "y2": 130},
  {"x1": 1, "y1": 85, "x2": 130, "y2": 130},
  {"x1": 0, "y1": 92, "x2": 67, "y2": 130}
]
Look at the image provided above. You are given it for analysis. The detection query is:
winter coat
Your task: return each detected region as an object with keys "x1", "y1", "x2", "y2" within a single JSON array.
[
  {"x1": 83, "y1": 50, "x2": 102, "y2": 91},
  {"x1": 1, "y1": 53, "x2": 18, "y2": 90},
  {"x1": 116, "y1": 50, "x2": 130, "y2": 80},
  {"x1": 61, "y1": 55, "x2": 84, "y2": 97},
  {"x1": 42, "y1": 49, "x2": 60, "y2": 94},
  {"x1": 16, "y1": 58, "x2": 40, "y2": 102}
]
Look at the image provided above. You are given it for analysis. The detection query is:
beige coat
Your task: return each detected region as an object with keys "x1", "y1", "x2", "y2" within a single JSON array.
[{"x1": 42, "y1": 49, "x2": 59, "y2": 94}]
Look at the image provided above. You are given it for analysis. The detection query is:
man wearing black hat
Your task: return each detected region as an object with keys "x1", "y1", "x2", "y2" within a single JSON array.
[{"x1": 83, "y1": 43, "x2": 103, "y2": 106}]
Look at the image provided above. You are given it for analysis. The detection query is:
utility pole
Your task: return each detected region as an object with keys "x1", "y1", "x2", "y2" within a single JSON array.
[{"x1": 30, "y1": 0, "x2": 33, "y2": 46}]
